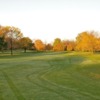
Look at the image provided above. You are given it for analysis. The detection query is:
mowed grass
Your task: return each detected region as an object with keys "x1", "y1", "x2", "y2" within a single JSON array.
[{"x1": 0, "y1": 51, "x2": 100, "y2": 100}]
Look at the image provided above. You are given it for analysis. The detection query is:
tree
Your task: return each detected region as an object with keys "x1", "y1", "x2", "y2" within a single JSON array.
[
  {"x1": 45, "y1": 43, "x2": 53, "y2": 51},
  {"x1": 62, "y1": 40, "x2": 68, "y2": 51},
  {"x1": 4, "y1": 26, "x2": 23, "y2": 55},
  {"x1": 53, "y1": 38, "x2": 64, "y2": 51},
  {"x1": 76, "y1": 31, "x2": 98, "y2": 52},
  {"x1": 0, "y1": 26, "x2": 7, "y2": 52},
  {"x1": 62, "y1": 40, "x2": 76, "y2": 51},
  {"x1": 0, "y1": 37, "x2": 7, "y2": 52},
  {"x1": 19, "y1": 37, "x2": 33, "y2": 53},
  {"x1": 34, "y1": 39, "x2": 45, "y2": 51},
  {"x1": 67, "y1": 41, "x2": 76, "y2": 51},
  {"x1": 0, "y1": 25, "x2": 8, "y2": 37},
  {"x1": 94, "y1": 38, "x2": 100, "y2": 52}
]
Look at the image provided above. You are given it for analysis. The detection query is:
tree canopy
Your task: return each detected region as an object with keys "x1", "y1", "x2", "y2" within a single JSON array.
[{"x1": 0, "y1": 25, "x2": 100, "y2": 53}]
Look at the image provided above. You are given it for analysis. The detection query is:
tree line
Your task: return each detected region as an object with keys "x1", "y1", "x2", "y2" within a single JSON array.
[{"x1": 0, "y1": 25, "x2": 100, "y2": 55}]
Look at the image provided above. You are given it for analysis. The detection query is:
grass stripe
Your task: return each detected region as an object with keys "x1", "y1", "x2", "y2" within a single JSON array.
[{"x1": 2, "y1": 71, "x2": 25, "y2": 100}]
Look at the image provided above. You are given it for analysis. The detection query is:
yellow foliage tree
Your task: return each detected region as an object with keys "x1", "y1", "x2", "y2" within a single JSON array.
[
  {"x1": 53, "y1": 38, "x2": 64, "y2": 51},
  {"x1": 76, "y1": 31, "x2": 99, "y2": 52}
]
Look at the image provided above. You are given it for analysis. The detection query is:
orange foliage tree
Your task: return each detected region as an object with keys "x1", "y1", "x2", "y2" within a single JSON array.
[
  {"x1": 76, "y1": 31, "x2": 100, "y2": 52},
  {"x1": 94, "y1": 38, "x2": 100, "y2": 51},
  {"x1": 34, "y1": 39, "x2": 45, "y2": 51},
  {"x1": 62, "y1": 40, "x2": 76, "y2": 51},
  {"x1": 67, "y1": 41, "x2": 76, "y2": 51}
]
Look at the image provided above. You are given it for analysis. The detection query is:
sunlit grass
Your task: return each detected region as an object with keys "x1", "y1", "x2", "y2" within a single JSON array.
[{"x1": 0, "y1": 51, "x2": 100, "y2": 100}]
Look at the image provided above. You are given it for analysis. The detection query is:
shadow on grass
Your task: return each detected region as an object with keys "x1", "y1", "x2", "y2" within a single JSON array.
[
  {"x1": 0, "y1": 51, "x2": 87, "y2": 67},
  {"x1": 0, "y1": 51, "x2": 68, "y2": 59}
]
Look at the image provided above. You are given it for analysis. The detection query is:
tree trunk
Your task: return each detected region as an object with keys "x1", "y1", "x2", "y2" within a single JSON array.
[
  {"x1": 24, "y1": 48, "x2": 26, "y2": 53},
  {"x1": 11, "y1": 38, "x2": 13, "y2": 55}
]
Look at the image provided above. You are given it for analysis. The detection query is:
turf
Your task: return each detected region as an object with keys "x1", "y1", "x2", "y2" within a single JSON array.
[{"x1": 0, "y1": 51, "x2": 100, "y2": 100}]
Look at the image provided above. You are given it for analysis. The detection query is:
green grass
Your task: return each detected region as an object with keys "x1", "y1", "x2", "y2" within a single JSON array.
[{"x1": 0, "y1": 51, "x2": 100, "y2": 100}]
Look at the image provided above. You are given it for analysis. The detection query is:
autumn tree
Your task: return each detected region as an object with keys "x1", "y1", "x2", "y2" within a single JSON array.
[
  {"x1": 76, "y1": 31, "x2": 98, "y2": 52},
  {"x1": 67, "y1": 41, "x2": 76, "y2": 51},
  {"x1": 34, "y1": 39, "x2": 45, "y2": 51},
  {"x1": 95, "y1": 38, "x2": 100, "y2": 51},
  {"x1": 0, "y1": 37, "x2": 4, "y2": 50},
  {"x1": 0, "y1": 25, "x2": 8, "y2": 37},
  {"x1": 62, "y1": 40, "x2": 76, "y2": 51},
  {"x1": 0, "y1": 26, "x2": 7, "y2": 52},
  {"x1": 19, "y1": 37, "x2": 33, "y2": 53},
  {"x1": 4, "y1": 26, "x2": 23, "y2": 55},
  {"x1": 0, "y1": 37, "x2": 7, "y2": 52},
  {"x1": 45, "y1": 43, "x2": 53, "y2": 51},
  {"x1": 62, "y1": 40, "x2": 68, "y2": 51},
  {"x1": 53, "y1": 38, "x2": 64, "y2": 51}
]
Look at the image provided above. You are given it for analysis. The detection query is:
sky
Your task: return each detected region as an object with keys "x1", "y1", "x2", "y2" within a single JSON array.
[{"x1": 0, "y1": 0, "x2": 100, "y2": 43}]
